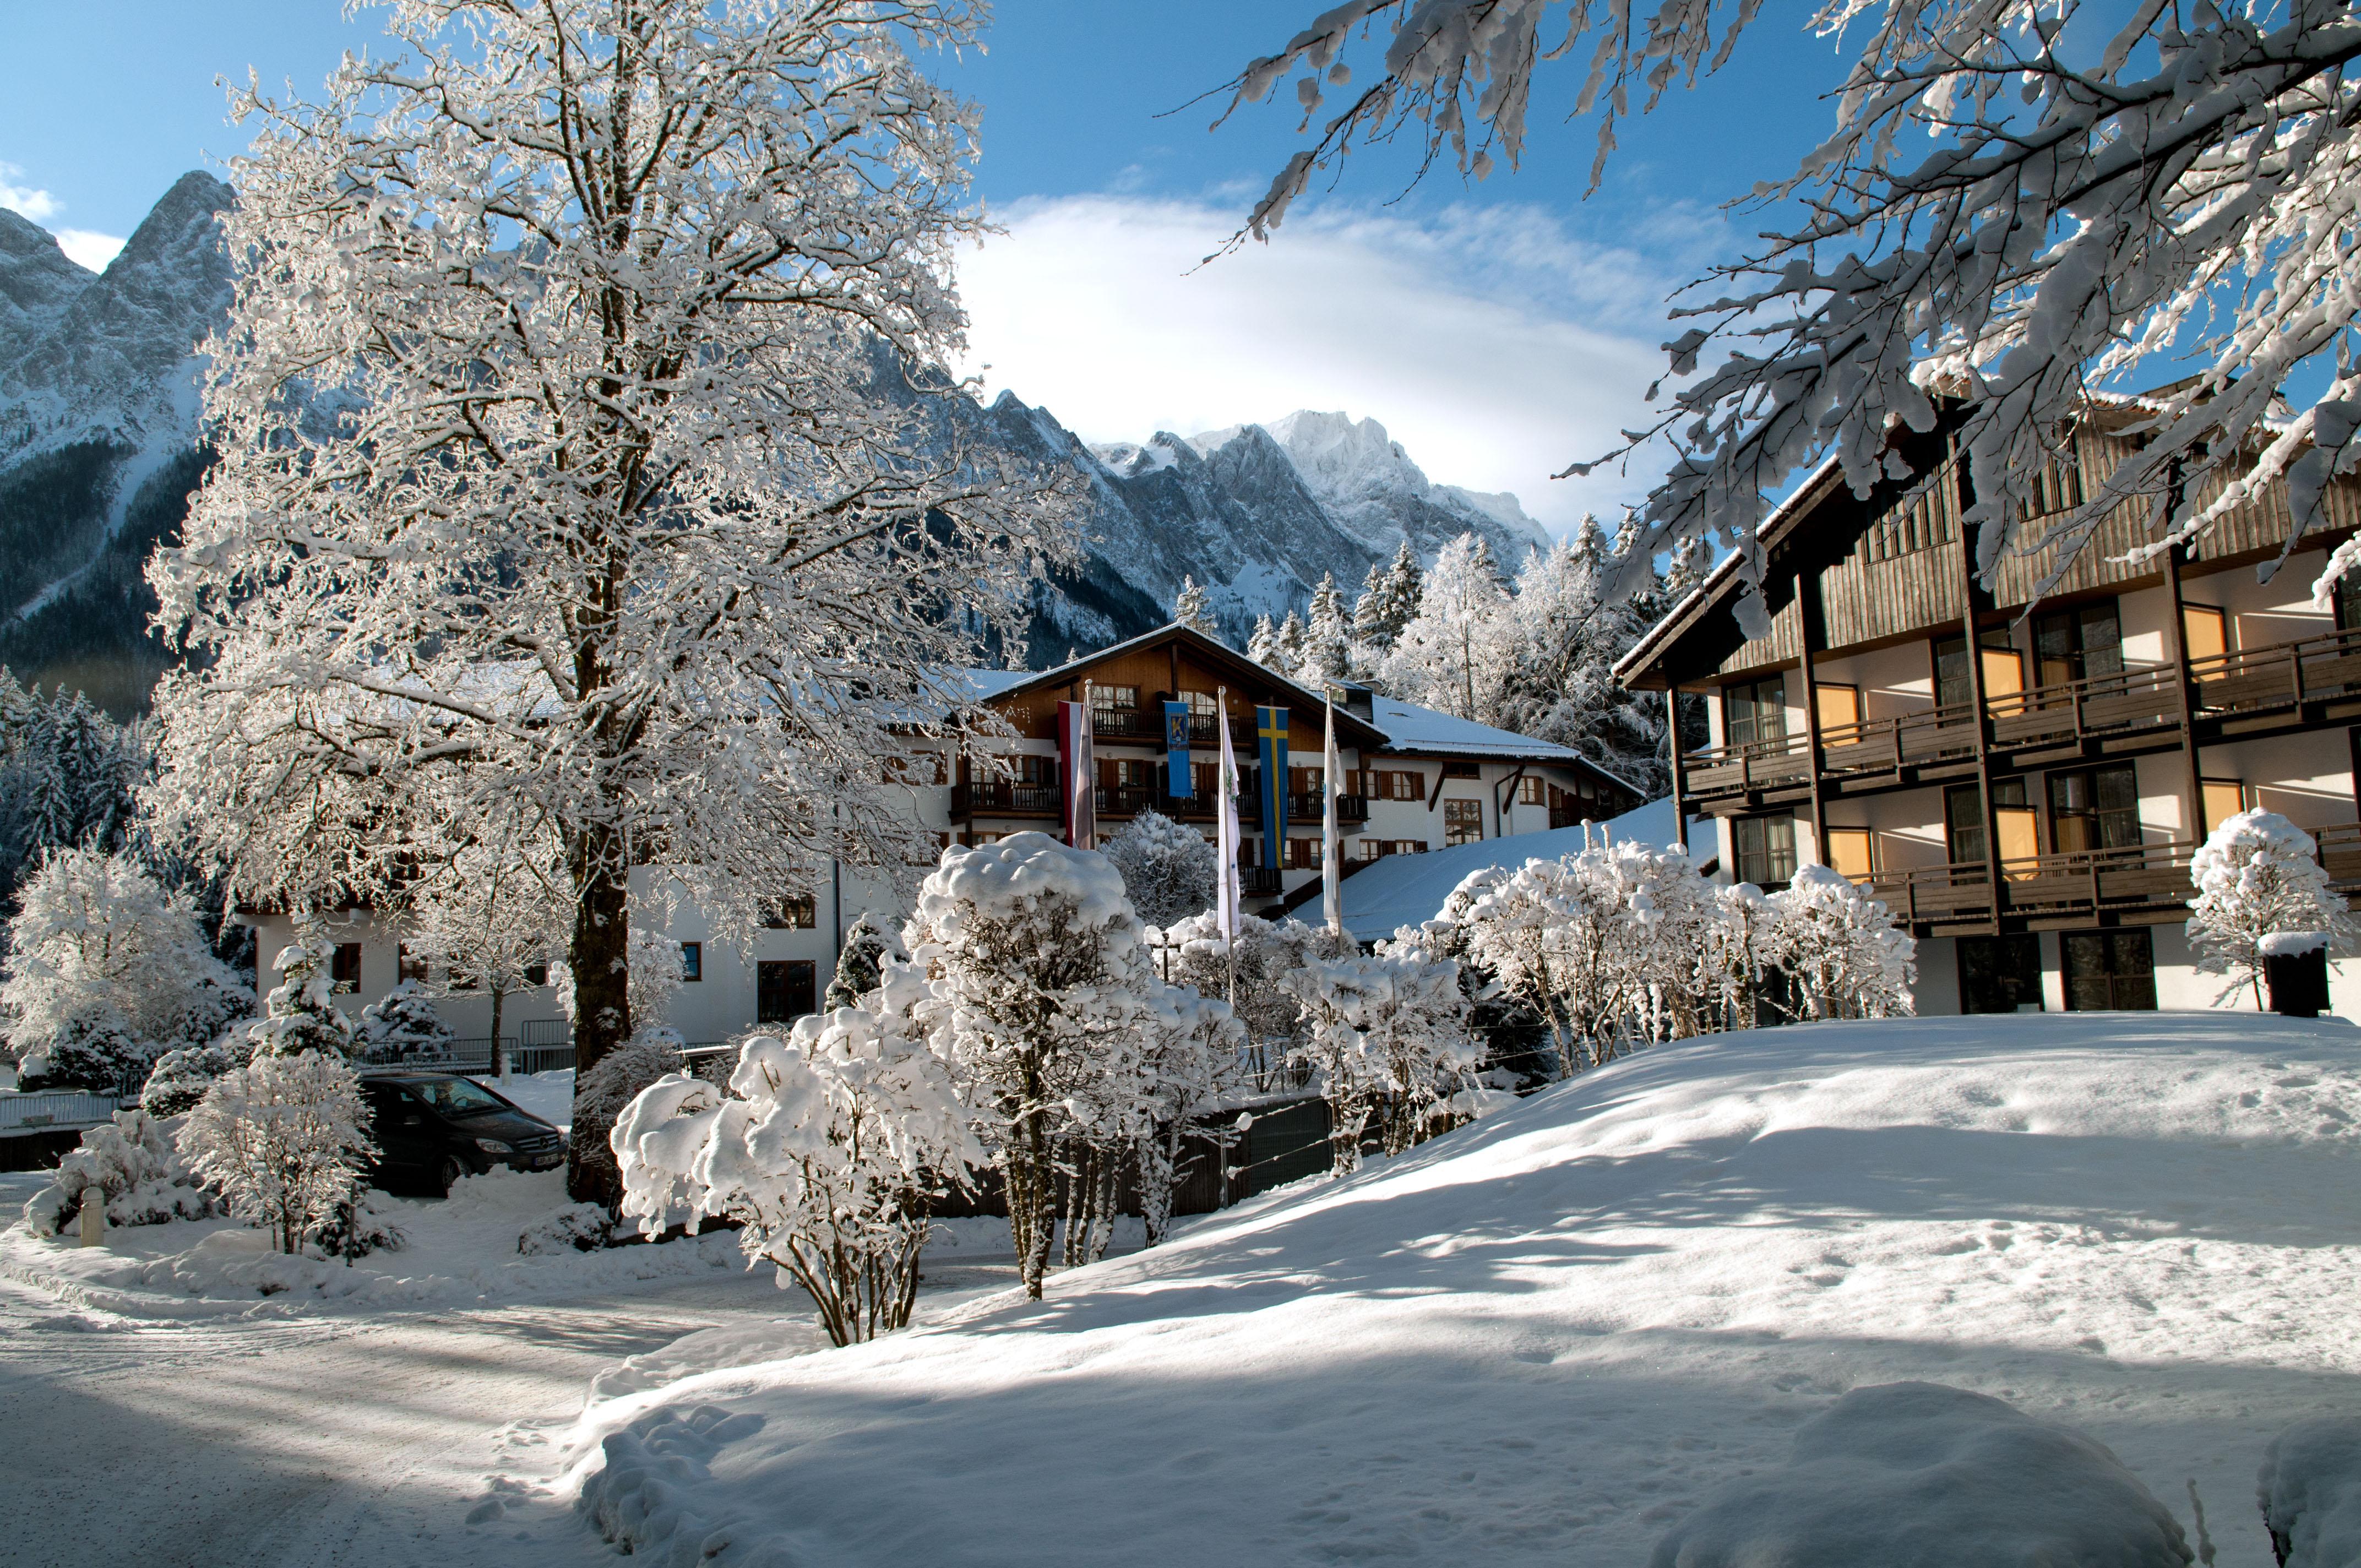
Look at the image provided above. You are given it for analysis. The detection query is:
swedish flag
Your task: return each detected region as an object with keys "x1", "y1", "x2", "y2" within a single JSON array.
[{"x1": 1255, "y1": 705, "x2": 1288, "y2": 869}]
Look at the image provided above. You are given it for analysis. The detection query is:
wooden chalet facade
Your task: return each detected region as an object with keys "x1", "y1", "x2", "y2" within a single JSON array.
[{"x1": 1617, "y1": 399, "x2": 2361, "y2": 1017}]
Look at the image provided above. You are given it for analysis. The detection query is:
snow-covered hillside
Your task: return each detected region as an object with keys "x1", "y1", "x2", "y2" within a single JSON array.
[{"x1": 562, "y1": 1012, "x2": 2361, "y2": 1567}]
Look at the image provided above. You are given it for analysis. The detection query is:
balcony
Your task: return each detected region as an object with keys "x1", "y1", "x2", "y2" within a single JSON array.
[
  {"x1": 1286, "y1": 790, "x2": 1369, "y2": 824},
  {"x1": 1238, "y1": 865, "x2": 1283, "y2": 897},
  {"x1": 1090, "y1": 707, "x2": 1262, "y2": 745},
  {"x1": 950, "y1": 781, "x2": 1061, "y2": 819},
  {"x1": 1863, "y1": 840, "x2": 2194, "y2": 932},
  {"x1": 1681, "y1": 626, "x2": 2361, "y2": 812}
]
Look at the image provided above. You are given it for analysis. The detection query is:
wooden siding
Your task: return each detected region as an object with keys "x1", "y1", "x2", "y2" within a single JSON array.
[{"x1": 1700, "y1": 427, "x2": 2361, "y2": 684}]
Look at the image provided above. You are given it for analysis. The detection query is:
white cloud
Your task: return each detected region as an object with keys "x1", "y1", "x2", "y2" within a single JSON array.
[
  {"x1": 954, "y1": 195, "x2": 1715, "y2": 530},
  {"x1": 0, "y1": 161, "x2": 63, "y2": 224},
  {"x1": 55, "y1": 229, "x2": 126, "y2": 273}
]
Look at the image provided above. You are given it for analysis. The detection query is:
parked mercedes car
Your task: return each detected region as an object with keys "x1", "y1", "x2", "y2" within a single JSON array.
[{"x1": 357, "y1": 1071, "x2": 565, "y2": 1195}]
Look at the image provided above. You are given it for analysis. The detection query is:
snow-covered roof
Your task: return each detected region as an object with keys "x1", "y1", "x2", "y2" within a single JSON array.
[
  {"x1": 1339, "y1": 796, "x2": 1680, "y2": 942},
  {"x1": 1365, "y1": 694, "x2": 1625, "y2": 778}
]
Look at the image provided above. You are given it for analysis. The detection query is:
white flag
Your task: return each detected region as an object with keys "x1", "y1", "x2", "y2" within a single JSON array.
[
  {"x1": 1322, "y1": 687, "x2": 1342, "y2": 935},
  {"x1": 1216, "y1": 686, "x2": 1242, "y2": 940}
]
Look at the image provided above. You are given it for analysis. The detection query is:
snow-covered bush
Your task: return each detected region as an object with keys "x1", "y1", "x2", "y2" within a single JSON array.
[
  {"x1": 1386, "y1": 879, "x2": 1555, "y2": 1092},
  {"x1": 1700, "y1": 881, "x2": 1778, "y2": 1032},
  {"x1": 140, "y1": 1038, "x2": 252, "y2": 1117},
  {"x1": 900, "y1": 832, "x2": 1168, "y2": 1299},
  {"x1": 823, "y1": 911, "x2": 895, "y2": 1010},
  {"x1": 242, "y1": 930, "x2": 357, "y2": 1059},
  {"x1": 2259, "y1": 1417, "x2": 2361, "y2": 1568},
  {"x1": 313, "y1": 1189, "x2": 407, "y2": 1260},
  {"x1": 178, "y1": 1052, "x2": 377, "y2": 1255},
  {"x1": 569, "y1": 1029, "x2": 687, "y2": 1212},
  {"x1": 1649, "y1": 1382, "x2": 2191, "y2": 1567},
  {"x1": 1102, "y1": 810, "x2": 1218, "y2": 930},
  {"x1": 1, "y1": 846, "x2": 251, "y2": 1089},
  {"x1": 1457, "y1": 853, "x2": 1629, "y2": 1078},
  {"x1": 356, "y1": 981, "x2": 458, "y2": 1064},
  {"x1": 1166, "y1": 910, "x2": 1348, "y2": 1090},
  {"x1": 1283, "y1": 949, "x2": 1479, "y2": 1175},
  {"x1": 1131, "y1": 984, "x2": 1244, "y2": 1246},
  {"x1": 518, "y1": 1201, "x2": 616, "y2": 1255},
  {"x1": 21, "y1": 1108, "x2": 215, "y2": 1238},
  {"x1": 1761, "y1": 864, "x2": 1917, "y2": 1022},
  {"x1": 614, "y1": 1015, "x2": 980, "y2": 1345},
  {"x1": 2189, "y1": 810, "x2": 2357, "y2": 1009}
]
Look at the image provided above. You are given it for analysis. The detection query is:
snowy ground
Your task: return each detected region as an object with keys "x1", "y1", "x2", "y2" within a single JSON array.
[
  {"x1": 551, "y1": 1012, "x2": 2361, "y2": 1567},
  {"x1": 7, "y1": 1014, "x2": 2360, "y2": 1565}
]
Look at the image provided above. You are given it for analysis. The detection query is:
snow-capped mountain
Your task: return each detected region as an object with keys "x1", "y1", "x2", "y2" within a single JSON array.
[{"x1": 0, "y1": 172, "x2": 1551, "y2": 706}]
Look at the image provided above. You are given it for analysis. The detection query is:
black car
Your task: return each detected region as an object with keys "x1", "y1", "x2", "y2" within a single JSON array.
[{"x1": 358, "y1": 1071, "x2": 567, "y2": 1195}]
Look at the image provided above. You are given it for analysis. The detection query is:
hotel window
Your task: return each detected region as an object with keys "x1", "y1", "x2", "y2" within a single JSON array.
[
  {"x1": 2047, "y1": 765, "x2": 2140, "y2": 854},
  {"x1": 1182, "y1": 689, "x2": 1220, "y2": 715},
  {"x1": 524, "y1": 962, "x2": 549, "y2": 988},
  {"x1": 2201, "y1": 778, "x2": 2247, "y2": 836},
  {"x1": 2182, "y1": 603, "x2": 2228, "y2": 666},
  {"x1": 1722, "y1": 676, "x2": 1786, "y2": 749},
  {"x1": 1444, "y1": 798, "x2": 1484, "y2": 846},
  {"x1": 1732, "y1": 813, "x2": 1797, "y2": 888},
  {"x1": 1091, "y1": 685, "x2": 1139, "y2": 712},
  {"x1": 2028, "y1": 456, "x2": 2085, "y2": 516},
  {"x1": 1286, "y1": 837, "x2": 1323, "y2": 869},
  {"x1": 763, "y1": 894, "x2": 818, "y2": 930},
  {"x1": 679, "y1": 941, "x2": 703, "y2": 983},
  {"x1": 1945, "y1": 778, "x2": 2031, "y2": 867},
  {"x1": 330, "y1": 943, "x2": 363, "y2": 994},
  {"x1": 2063, "y1": 929, "x2": 2157, "y2": 1011},
  {"x1": 1934, "y1": 631, "x2": 2023, "y2": 709},
  {"x1": 1517, "y1": 776, "x2": 1544, "y2": 805},
  {"x1": 757, "y1": 960, "x2": 817, "y2": 1023},
  {"x1": 1825, "y1": 826, "x2": 1875, "y2": 881},
  {"x1": 2034, "y1": 600, "x2": 2123, "y2": 686},
  {"x1": 1863, "y1": 479, "x2": 1958, "y2": 562},
  {"x1": 2336, "y1": 576, "x2": 2361, "y2": 633}
]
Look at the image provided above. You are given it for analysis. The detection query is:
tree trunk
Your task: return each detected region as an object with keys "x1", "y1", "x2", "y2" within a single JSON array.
[
  {"x1": 565, "y1": 837, "x2": 632, "y2": 1205},
  {"x1": 1088, "y1": 1148, "x2": 1118, "y2": 1263},
  {"x1": 488, "y1": 983, "x2": 507, "y2": 1081}
]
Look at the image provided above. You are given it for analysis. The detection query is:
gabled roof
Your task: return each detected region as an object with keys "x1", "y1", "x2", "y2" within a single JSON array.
[{"x1": 1339, "y1": 796, "x2": 1681, "y2": 941}]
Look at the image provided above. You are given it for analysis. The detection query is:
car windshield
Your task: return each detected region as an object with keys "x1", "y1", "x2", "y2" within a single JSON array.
[{"x1": 406, "y1": 1077, "x2": 510, "y2": 1118}]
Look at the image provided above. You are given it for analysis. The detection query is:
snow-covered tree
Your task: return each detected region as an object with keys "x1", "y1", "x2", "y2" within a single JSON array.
[
  {"x1": 550, "y1": 924, "x2": 687, "y2": 1039},
  {"x1": 1172, "y1": 575, "x2": 1218, "y2": 637},
  {"x1": 1455, "y1": 855, "x2": 1624, "y2": 1079},
  {"x1": 1225, "y1": 3, "x2": 2361, "y2": 628},
  {"x1": 1352, "y1": 541, "x2": 1423, "y2": 656},
  {"x1": 2188, "y1": 809, "x2": 2357, "y2": 1008},
  {"x1": 399, "y1": 820, "x2": 567, "y2": 1078},
  {"x1": 178, "y1": 1051, "x2": 376, "y2": 1255},
  {"x1": 824, "y1": 911, "x2": 895, "y2": 1011},
  {"x1": 356, "y1": 982, "x2": 458, "y2": 1065},
  {"x1": 1383, "y1": 533, "x2": 1511, "y2": 723},
  {"x1": 243, "y1": 928, "x2": 357, "y2": 1060},
  {"x1": 1102, "y1": 810, "x2": 1219, "y2": 931},
  {"x1": 1497, "y1": 521, "x2": 1664, "y2": 796},
  {"x1": 145, "y1": 0, "x2": 1068, "y2": 1204},
  {"x1": 1762, "y1": 865, "x2": 1918, "y2": 1022},
  {"x1": 1166, "y1": 910, "x2": 1350, "y2": 1091},
  {"x1": 572, "y1": 1030, "x2": 688, "y2": 1213},
  {"x1": 1131, "y1": 983, "x2": 1244, "y2": 1246},
  {"x1": 1282, "y1": 949, "x2": 1478, "y2": 1174},
  {"x1": 899, "y1": 832, "x2": 1165, "y2": 1298},
  {"x1": 613, "y1": 1015, "x2": 980, "y2": 1346},
  {"x1": 0, "y1": 676, "x2": 146, "y2": 909},
  {"x1": 21, "y1": 1109, "x2": 216, "y2": 1238},
  {"x1": 1247, "y1": 612, "x2": 1283, "y2": 667},
  {"x1": 1299, "y1": 572, "x2": 1352, "y2": 684},
  {"x1": 1, "y1": 847, "x2": 250, "y2": 1089},
  {"x1": 1701, "y1": 881, "x2": 1780, "y2": 1034},
  {"x1": 141, "y1": 1040, "x2": 250, "y2": 1119}
]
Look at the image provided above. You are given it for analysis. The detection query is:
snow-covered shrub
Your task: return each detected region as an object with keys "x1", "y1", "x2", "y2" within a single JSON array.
[
  {"x1": 900, "y1": 831, "x2": 1168, "y2": 1299},
  {"x1": 313, "y1": 1189, "x2": 407, "y2": 1260},
  {"x1": 823, "y1": 911, "x2": 895, "y2": 1010},
  {"x1": 177, "y1": 1052, "x2": 377, "y2": 1254},
  {"x1": 1761, "y1": 864, "x2": 1917, "y2": 1022},
  {"x1": 2189, "y1": 810, "x2": 2357, "y2": 1009},
  {"x1": 1457, "y1": 853, "x2": 1629, "y2": 1077},
  {"x1": 518, "y1": 1201, "x2": 616, "y2": 1255},
  {"x1": 21, "y1": 1108, "x2": 214, "y2": 1237},
  {"x1": 2259, "y1": 1418, "x2": 2361, "y2": 1568},
  {"x1": 1700, "y1": 881, "x2": 1778, "y2": 1032},
  {"x1": 1282, "y1": 949, "x2": 1479, "y2": 1175},
  {"x1": 1130, "y1": 984, "x2": 1244, "y2": 1246},
  {"x1": 1166, "y1": 910, "x2": 1348, "y2": 1090},
  {"x1": 569, "y1": 1029, "x2": 687, "y2": 1212},
  {"x1": 614, "y1": 1015, "x2": 980, "y2": 1345},
  {"x1": 140, "y1": 1038, "x2": 251, "y2": 1118},
  {"x1": 242, "y1": 930, "x2": 357, "y2": 1058},
  {"x1": 1102, "y1": 810, "x2": 1218, "y2": 930},
  {"x1": 356, "y1": 981, "x2": 458, "y2": 1064},
  {"x1": 1649, "y1": 1382, "x2": 2190, "y2": 1567},
  {"x1": 1386, "y1": 878, "x2": 1555, "y2": 1092},
  {"x1": 1, "y1": 846, "x2": 251, "y2": 1088}
]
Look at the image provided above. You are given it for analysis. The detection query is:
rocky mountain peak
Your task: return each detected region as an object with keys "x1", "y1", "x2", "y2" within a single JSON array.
[{"x1": 0, "y1": 209, "x2": 92, "y2": 355}]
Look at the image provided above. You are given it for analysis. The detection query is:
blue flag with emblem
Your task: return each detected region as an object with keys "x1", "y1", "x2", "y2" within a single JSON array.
[
  {"x1": 1255, "y1": 705, "x2": 1287, "y2": 869},
  {"x1": 1163, "y1": 700, "x2": 1192, "y2": 799}
]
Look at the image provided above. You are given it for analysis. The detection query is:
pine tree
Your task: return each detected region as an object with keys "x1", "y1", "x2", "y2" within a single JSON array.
[
  {"x1": 1172, "y1": 575, "x2": 1218, "y2": 638},
  {"x1": 244, "y1": 926, "x2": 357, "y2": 1060},
  {"x1": 1275, "y1": 610, "x2": 1308, "y2": 673},
  {"x1": 1247, "y1": 613, "x2": 1282, "y2": 668},
  {"x1": 1300, "y1": 573, "x2": 1351, "y2": 684},
  {"x1": 824, "y1": 912, "x2": 894, "y2": 1010},
  {"x1": 1353, "y1": 541, "x2": 1422, "y2": 652},
  {"x1": 1381, "y1": 533, "x2": 1511, "y2": 722}
]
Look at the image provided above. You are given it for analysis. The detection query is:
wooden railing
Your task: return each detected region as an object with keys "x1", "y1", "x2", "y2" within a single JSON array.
[
  {"x1": 2189, "y1": 624, "x2": 2361, "y2": 717},
  {"x1": 950, "y1": 781, "x2": 1062, "y2": 818},
  {"x1": 1092, "y1": 709, "x2": 1260, "y2": 744},
  {"x1": 2316, "y1": 822, "x2": 2361, "y2": 890},
  {"x1": 1865, "y1": 839, "x2": 2195, "y2": 926},
  {"x1": 1286, "y1": 791, "x2": 1369, "y2": 824}
]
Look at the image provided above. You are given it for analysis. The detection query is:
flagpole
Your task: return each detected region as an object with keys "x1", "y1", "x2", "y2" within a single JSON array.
[
  {"x1": 1322, "y1": 684, "x2": 1342, "y2": 938},
  {"x1": 1216, "y1": 684, "x2": 1239, "y2": 1010}
]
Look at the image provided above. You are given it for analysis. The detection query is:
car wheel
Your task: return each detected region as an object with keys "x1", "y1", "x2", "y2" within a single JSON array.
[{"x1": 437, "y1": 1154, "x2": 467, "y2": 1197}]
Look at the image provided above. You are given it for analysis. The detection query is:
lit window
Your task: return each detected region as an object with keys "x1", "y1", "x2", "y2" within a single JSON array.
[{"x1": 680, "y1": 941, "x2": 703, "y2": 982}]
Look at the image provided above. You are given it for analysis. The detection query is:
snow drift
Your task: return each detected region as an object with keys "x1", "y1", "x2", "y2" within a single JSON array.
[{"x1": 562, "y1": 1012, "x2": 2361, "y2": 1567}]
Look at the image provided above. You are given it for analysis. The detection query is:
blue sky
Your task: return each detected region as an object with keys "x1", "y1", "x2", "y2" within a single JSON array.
[{"x1": 0, "y1": 2, "x2": 1851, "y2": 527}]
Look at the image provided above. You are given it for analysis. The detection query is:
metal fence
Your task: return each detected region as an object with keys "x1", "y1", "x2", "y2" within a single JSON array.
[
  {"x1": 0, "y1": 1090, "x2": 120, "y2": 1135},
  {"x1": 425, "y1": 1038, "x2": 578, "y2": 1077}
]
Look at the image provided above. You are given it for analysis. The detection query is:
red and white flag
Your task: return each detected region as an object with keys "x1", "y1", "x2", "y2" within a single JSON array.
[{"x1": 1057, "y1": 699, "x2": 1097, "y2": 850}]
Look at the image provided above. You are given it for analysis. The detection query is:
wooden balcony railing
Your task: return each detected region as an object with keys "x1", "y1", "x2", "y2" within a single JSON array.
[
  {"x1": 1092, "y1": 708, "x2": 1260, "y2": 744},
  {"x1": 949, "y1": 781, "x2": 1061, "y2": 819},
  {"x1": 1864, "y1": 839, "x2": 2195, "y2": 927},
  {"x1": 2315, "y1": 821, "x2": 2361, "y2": 891},
  {"x1": 2189, "y1": 624, "x2": 2361, "y2": 717},
  {"x1": 1238, "y1": 865, "x2": 1283, "y2": 897},
  {"x1": 1286, "y1": 791, "x2": 1369, "y2": 824}
]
